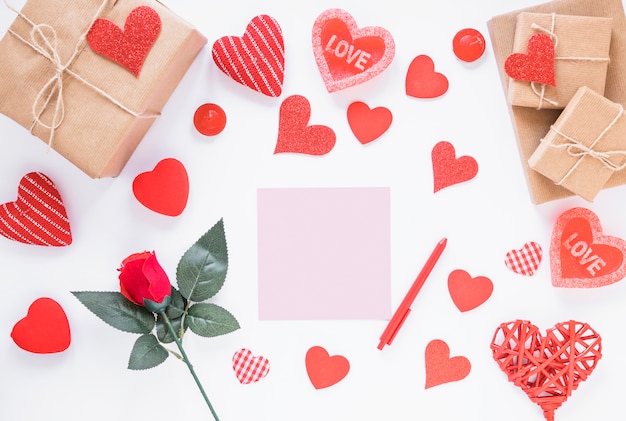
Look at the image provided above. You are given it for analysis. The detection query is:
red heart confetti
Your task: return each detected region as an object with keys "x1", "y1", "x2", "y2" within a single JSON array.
[
  {"x1": 405, "y1": 55, "x2": 449, "y2": 99},
  {"x1": 312, "y1": 8, "x2": 395, "y2": 93},
  {"x1": 305, "y1": 345, "x2": 350, "y2": 389},
  {"x1": 431, "y1": 141, "x2": 478, "y2": 192},
  {"x1": 346, "y1": 101, "x2": 392, "y2": 144},
  {"x1": 86, "y1": 6, "x2": 161, "y2": 77},
  {"x1": 232, "y1": 348, "x2": 270, "y2": 384},
  {"x1": 504, "y1": 33, "x2": 556, "y2": 87},
  {"x1": 447, "y1": 269, "x2": 493, "y2": 312},
  {"x1": 11, "y1": 297, "x2": 71, "y2": 354},
  {"x1": 132, "y1": 158, "x2": 189, "y2": 216},
  {"x1": 505, "y1": 241, "x2": 543, "y2": 276},
  {"x1": 452, "y1": 28, "x2": 486, "y2": 63},
  {"x1": 491, "y1": 320, "x2": 601, "y2": 421},
  {"x1": 212, "y1": 15, "x2": 284, "y2": 97},
  {"x1": 194, "y1": 103, "x2": 227, "y2": 136},
  {"x1": 0, "y1": 172, "x2": 71, "y2": 246},
  {"x1": 424, "y1": 339, "x2": 471, "y2": 389}
]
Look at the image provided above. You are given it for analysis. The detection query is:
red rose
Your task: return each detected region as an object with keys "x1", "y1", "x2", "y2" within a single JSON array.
[{"x1": 118, "y1": 251, "x2": 171, "y2": 310}]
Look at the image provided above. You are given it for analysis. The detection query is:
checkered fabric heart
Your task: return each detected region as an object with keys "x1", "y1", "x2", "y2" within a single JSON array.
[
  {"x1": 505, "y1": 241, "x2": 542, "y2": 276},
  {"x1": 232, "y1": 348, "x2": 270, "y2": 384}
]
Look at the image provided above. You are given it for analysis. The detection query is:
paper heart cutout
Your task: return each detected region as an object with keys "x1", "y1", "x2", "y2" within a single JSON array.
[
  {"x1": 424, "y1": 339, "x2": 471, "y2": 389},
  {"x1": 274, "y1": 95, "x2": 336, "y2": 155},
  {"x1": 491, "y1": 320, "x2": 601, "y2": 421},
  {"x1": 405, "y1": 55, "x2": 449, "y2": 99},
  {"x1": 312, "y1": 8, "x2": 395, "y2": 92},
  {"x1": 504, "y1": 33, "x2": 556, "y2": 87},
  {"x1": 431, "y1": 141, "x2": 478, "y2": 192},
  {"x1": 347, "y1": 101, "x2": 392, "y2": 144},
  {"x1": 87, "y1": 6, "x2": 161, "y2": 77},
  {"x1": 550, "y1": 207, "x2": 626, "y2": 288},
  {"x1": 232, "y1": 348, "x2": 270, "y2": 384},
  {"x1": 132, "y1": 158, "x2": 189, "y2": 216},
  {"x1": 212, "y1": 15, "x2": 284, "y2": 97},
  {"x1": 0, "y1": 172, "x2": 72, "y2": 246},
  {"x1": 447, "y1": 269, "x2": 493, "y2": 312},
  {"x1": 11, "y1": 297, "x2": 71, "y2": 353},
  {"x1": 505, "y1": 241, "x2": 543, "y2": 276},
  {"x1": 305, "y1": 346, "x2": 350, "y2": 389}
]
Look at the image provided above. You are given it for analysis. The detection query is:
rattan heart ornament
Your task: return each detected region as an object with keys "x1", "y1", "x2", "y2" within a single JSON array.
[{"x1": 491, "y1": 320, "x2": 602, "y2": 421}]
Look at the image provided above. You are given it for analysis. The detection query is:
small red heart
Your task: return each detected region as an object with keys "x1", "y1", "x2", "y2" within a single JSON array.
[
  {"x1": 274, "y1": 95, "x2": 336, "y2": 156},
  {"x1": 505, "y1": 242, "x2": 543, "y2": 276},
  {"x1": 87, "y1": 6, "x2": 161, "y2": 77},
  {"x1": 11, "y1": 297, "x2": 71, "y2": 354},
  {"x1": 132, "y1": 158, "x2": 189, "y2": 216},
  {"x1": 347, "y1": 101, "x2": 392, "y2": 144},
  {"x1": 424, "y1": 339, "x2": 471, "y2": 389},
  {"x1": 504, "y1": 33, "x2": 556, "y2": 86},
  {"x1": 406, "y1": 55, "x2": 449, "y2": 99},
  {"x1": 232, "y1": 348, "x2": 270, "y2": 384},
  {"x1": 305, "y1": 346, "x2": 350, "y2": 389},
  {"x1": 447, "y1": 269, "x2": 493, "y2": 312},
  {"x1": 431, "y1": 141, "x2": 478, "y2": 192}
]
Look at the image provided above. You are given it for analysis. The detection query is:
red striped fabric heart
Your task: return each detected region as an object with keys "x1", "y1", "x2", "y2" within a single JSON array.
[
  {"x1": 505, "y1": 241, "x2": 543, "y2": 276},
  {"x1": 232, "y1": 348, "x2": 270, "y2": 384},
  {"x1": 212, "y1": 15, "x2": 284, "y2": 97},
  {"x1": 0, "y1": 172, "x2": 72, "y2": 246}
]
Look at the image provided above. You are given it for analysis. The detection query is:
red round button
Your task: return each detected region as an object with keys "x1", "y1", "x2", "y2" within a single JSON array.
[
  {"x1": 452, "y1": 28, "x2": 486, "y2": 63},
  {"x1": 194, "y1": 103, "x2": 227, "y2": 136}
]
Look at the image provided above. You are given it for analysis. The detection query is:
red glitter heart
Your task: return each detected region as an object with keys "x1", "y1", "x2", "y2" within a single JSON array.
[
  {"x1": 424, "y1": 339, "x2": 471, "y2": 388},
  {"x1": 305, "y1": 346, "x2": 350, "y2": 389},
  {"x1": 11, "y1": 297, "x2": 71, "y2": 354},
  {"x1": 431, "y1": 141, "x2": 478, "y2": 192},
  {"x1": 346, "y1": 101, "x2": 392, "y2": 144},
  {"x1": 132, "y1": 158, "x2": 189, "y2": 216},
  {"x1": 504, "y1": 33, "x2": 556, "y2": 87},
  {"x1": 405, "y1": 55, "x2": 449, "y2": 99}
]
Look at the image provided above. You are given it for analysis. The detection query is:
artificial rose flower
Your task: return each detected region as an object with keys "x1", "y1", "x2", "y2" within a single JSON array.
[{"x1": 118, "y1": 251, "x2": 171, "y2": 309}]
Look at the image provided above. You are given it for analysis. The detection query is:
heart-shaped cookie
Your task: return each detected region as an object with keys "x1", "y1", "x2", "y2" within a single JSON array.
[
  {"x1": 11, "y1": 297, "x2": 71, "y2": 354},
  {"x1": 504, "y1": 33, "x2": 556, "y2": 86},
  {"x1": 447, "y1": 269, "x2": 493, "y2": 312},
  {"x1": 550, "y1": 207, "x2": 626, "y2": 288},
  {"x1": 0, "y1": 172, "x2": 72, "y2": 246},
  {"x1": 312, "y1": 9, "x2": 395, "y2": 92},
  {"x1": 346, "y1": 101, "x2": 392, "y2": 144},
  {"x1": 212, "y1": 15, "x2": 284, "y2": 97},
  {"x1": 132, "y1": 158, "x2": 189, "y2": 216},
  {"x1": 431, "y1": 141, "x2": 478, "y2": 192},
  {"x1": 505, "y1": 241, "x2": 543, "y2": 276},
  {"x1": 405, "y1": 55, "x2": 449, "y2": 99},
  {"x1": 232, "y1": 348, "x2": 270, "y2": 384},
  {"x1": 305, "y1": 346, "x2": 350, "y2": 389},
  {"x1": 424, "y1": 339, "x2": 471, "y2": 389}
]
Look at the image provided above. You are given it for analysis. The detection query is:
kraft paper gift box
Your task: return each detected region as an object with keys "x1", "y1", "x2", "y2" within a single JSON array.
[
  {"x1": 507, "y1": 12, "x2": 612, "y2": 110},
  {"x1": 0, "y1": 0, "x2": 206, "y2": 178},
  {"x1": 528, "y1": 87, "x2": 626, "y2": 202}
]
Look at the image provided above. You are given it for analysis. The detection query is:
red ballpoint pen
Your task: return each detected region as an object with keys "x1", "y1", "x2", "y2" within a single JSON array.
[{"x1": 378, "y1": 237, "x2": 447, "y2": 350}]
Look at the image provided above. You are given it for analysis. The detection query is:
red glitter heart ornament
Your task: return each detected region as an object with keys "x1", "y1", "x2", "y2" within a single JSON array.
[
  {"x1": 447, "y1": 269, "x2": 493, "y2": 312},
  {"x1": 305, "y1": 346, "x2": 350, "y2": 389},
  {"x1": 504, "y1": 33, "x2": 556, "y2": 87},
  {"x1": 346, "y1": 101, "x2": 392, "y2": 144},
  {"x1": 505, "y1": 241, "x2": 543, "y2": 276},
  {"x1": 132, "y1": 158, "x2": 189, "y2": 216},
  {"x1": 232, "y1": 348, "x2": 270, "y2": 384},
  {"x1": 11, "y1": 297, "x2": 71, "y2": 354},
  {"x1": 491, "y1": 320, "x2": 602, "y2": 421},
  {"x1": 424, "y1": 339, "x2": 471, "y2": 388},
  {"x1": 405, "y1": 55, "x2": 449, "y2": 99},
  {"x1": 87, "y1": 6, "x2": 161, "y2": 77},
  {"x1": 431, "y1": 141, "x2": 478, "y2": 192}
]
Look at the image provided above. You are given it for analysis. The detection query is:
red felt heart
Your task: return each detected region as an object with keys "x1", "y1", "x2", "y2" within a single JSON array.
[
  {"x1": 274, "y1": 95, "x2": 336, "y2": 156},
  {"x1": 232, "y1": 348, "x2": 270, "y2": 384},
  {"x1": 347, "y1": 101, "x2": 392, "y2": 144},
  {"x1": 312, "y1": 8, "x2": 395, "y2": 92},
  {"x1": 87, "y1": 6, "x2": 161, "y2": 77},
  {"x1": 447, "y1": 269, "x2": 493, "y2": 312},
  {"x1": 405, "y1": 55, "x2": 449, "y2": 99},
  {"x1": 305, "y1": 346, "x2": 350, "y2": 389},
  {"x1": 212, "y1": 15, "x2": 284, "y2": 97},
  {"x1": 504, "y1": 33, "x2": 556, "y2": 87},
  {"x1": 0, "y1": 172, "x2": 71, "y2": 246},
  {"x1": 550, "y1": 207, "x2": 626, "y2": 288},
  {"x1": 132, "y1": 158, "x2": 189, "y2": 216},
  {"x1": 11, "y1": 297, "x2": 71, "y2": 354},
  {"x1": 431, "y1": 141, "x2": 478, "y2": 192},
  {"x1": 424, "y1": 339, "x2": 471, "y2": 389},
  {"x1": 491, "y1": 320, "x2": 601, "y2": 421},
  {"x1": 505, "y1": 241, "x2": 543, "y2": 276}
]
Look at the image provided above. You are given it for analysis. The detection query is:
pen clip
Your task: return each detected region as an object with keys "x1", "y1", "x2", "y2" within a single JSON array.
[{"x1": 387, "y1": 308, "x2": 411, "y2": 345}]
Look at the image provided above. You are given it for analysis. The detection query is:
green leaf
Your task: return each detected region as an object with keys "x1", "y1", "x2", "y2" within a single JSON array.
[
  {"x1": 177, "y1": 218, "x2": 228, "y2": 302},
  {"x1": 71, "y1": 291, "x2": 155, "y2": 334},
  {"x1": 128, "y1": 334, "x2": 168, "y2": 370},
  {"x1": 155, "y1": 314, "x2": 187, "y2": 343},
  {"x1": 185, "y1": 303, "x2": 240, "y2": 337},
  {"x1": 164, "y1": 287, "x2": 186, "y2": 319}
]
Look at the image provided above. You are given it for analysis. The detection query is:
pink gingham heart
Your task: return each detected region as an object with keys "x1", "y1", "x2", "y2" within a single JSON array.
[
  {"x1": 232, "y1": 348, "x2": 270, "y2": 384},
  {"x1": 505, "y1": 242, "x2": 543, "y2": 276}
]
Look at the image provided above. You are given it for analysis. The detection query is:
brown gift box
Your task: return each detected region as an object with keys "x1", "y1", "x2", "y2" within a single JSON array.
[
  {"x1": 488, "y1": 0, "x2": 626, "y2": 204},
  {"x1": 507, "y1": 12, "x2": 612, "y2": 110},
  {"x1": 0, "y1": 0, "x2": 207, "y2": 178},
  {"x1": 528, "y1": 87, "x2": 626, "y2": 202}
]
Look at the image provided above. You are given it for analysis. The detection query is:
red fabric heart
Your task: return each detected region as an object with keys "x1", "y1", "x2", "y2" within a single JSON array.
[
  {"x1": 504, "y1": 33, "x2": 556, "y2": 86},
  {"x1": 405, "y1": 55, "x2": 449, "y2": 99},
  {"x1": 305, "y1": 346, "x2": 350, "y2": 389},
  {"x1": 447, "y1": 269, "x2": 493, "y2": 312},
  {"x1": 505, "y1": 241, "x2": 543, "y2": 276},
  {"x1": 212, "y1": 15, "x2": 284, "y2": 97},
  {"x1": 232, "y1": 348, "x2": 270, "y2": 384},
  {"x1": 491, "y1": 320, "x2": 602, "y2": 421},
  {"x1": 424, "y1": 339, "x2": 471, "y2": 388},
  {"x1": 274, "y1": 95, "x2": 336, "y2": 156},
  {"x1": 0, "y1": 172, "x2": 71, "y2": 246},
  {"x1": 87, "y1": 6, "x2": 161, "y2": 77},
  {"x1": 550, "y1": 207, "x2": 626, "y2": 288},
  {"x1": 347, "y1": 101, "x2": 392, "y2": 144},
  {"x1": 11, "y1": 297, "x2": 71, "y2": 354},
  {"x1": 132, "y1": 158, "x2": 189, "y2": 216},
  {"x1": 431, "y1": 141, "x2": 478, "y2": 192},
  {"x1": 312, "y1": 8, "x2": 395, "y2": 92}
]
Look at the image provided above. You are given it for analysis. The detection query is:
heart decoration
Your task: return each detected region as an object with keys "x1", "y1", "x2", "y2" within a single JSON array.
[
  {"x1": 11, "y1": 297, "x2": 71, "y2": 354},
  {"x1": 274, "y1": 95, "x2": 336, "y2": 155},
  {"x1": 305, "y1": 345, "x2": 350, "y2": 389},
  {"x1": 424, "y1": 339, "x2": 471, "y2": 389},
  {"x1": 491, "y1": 320, "x2": 602, "y2": 421},
  {"x1": 504, "y1": 33, "x2": 556, "y2": 87},
  {"x1": 505, "y1": 241, "x2": 543, "y2": 276},
  {"x1": 447, "y1": 269, "x2": 493, "y2": 312},
  {"x1": 132, "y1": 158, "x2": 189, "y2": 216},
  {"x1": 346, "y1": 101, "x2": 392, "y2": 144},
  {"x1": 431, "y1": 141, "x2": 479, "y2": 192},
  {"x1": 0, "y1": 172, "x2": 72, "y2": 246},
  {"x1": 212, "y1": 15, "x2": 284, "y2": 97},
  {"x1": 87, "y1": 6, "x2": 161, "y2": 77},
  {"x1": 312, "y1": 8, "x2": 395, "y2": 93},
  {"x1": 406, "y1": 55, "x2": 449, "y2": 99},
  {"x1": 232, "y1": 348, "x2": 270, "y2": 384},
  {"x1": 550, "y1": 207, "x2": 626, "y2": 288}
]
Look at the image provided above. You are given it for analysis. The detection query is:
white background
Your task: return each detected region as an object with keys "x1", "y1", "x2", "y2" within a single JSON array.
[{"x1": 2, "y1": 0, "x2": 626, "y2": 420}]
